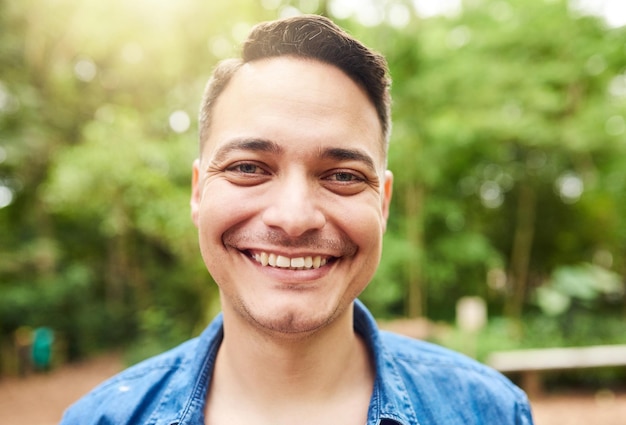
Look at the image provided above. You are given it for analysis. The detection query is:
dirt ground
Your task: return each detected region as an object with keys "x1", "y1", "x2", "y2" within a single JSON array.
[
  {"x1": 0, "y1": 352, "x2": 123, "y2": 425},
  {"x1": 1, "y1": 353, "x2": 625, "y2": 425}
]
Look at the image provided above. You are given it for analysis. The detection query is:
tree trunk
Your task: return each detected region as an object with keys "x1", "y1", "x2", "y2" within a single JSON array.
[
  {"x1": 406, "y1": 182, "x2": 425, "y2": 318},
  {"x1": 505, "y1": 183, "x2": 536, "y2": 320}
]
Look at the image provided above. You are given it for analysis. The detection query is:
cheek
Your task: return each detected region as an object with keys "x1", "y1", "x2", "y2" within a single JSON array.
[
  {"x1": 197, "y1": 183, "x2": 258, "y2": 237},
  {"x1": 196, "y1": 186, "x2": 247, "y2": 278},
  {"x1": 331, "y1": 197, "x2": 386, "y2": 253},
  {"x1": 196, "y1": 187, "x2": 246, "y2": 284}
]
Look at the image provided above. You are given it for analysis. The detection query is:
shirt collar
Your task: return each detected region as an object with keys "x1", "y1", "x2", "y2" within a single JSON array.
[
  {"x1": 153, "y1": 316, "x2": 224, "y2": 425},
  {"x1": 354, "y1": 299, "x2": 419, "y2": 425},
  {"x1": 161, "y1": 301, "x2": 418, "y2": 425}
]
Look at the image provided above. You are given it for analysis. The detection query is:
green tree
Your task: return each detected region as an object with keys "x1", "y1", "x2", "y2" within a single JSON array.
[
  {"x1": 1, "y1": 0, "x2": 625, "y2": 367},
  {"x1": 360, "y1": 0, "x2": 626, "y2": 322}
]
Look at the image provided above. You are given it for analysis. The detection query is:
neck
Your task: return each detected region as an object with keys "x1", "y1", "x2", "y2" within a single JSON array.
[
  {"x1": 222, "y1": 303, "x2": 369, "y2": 395},
  {"x1": 206, "y1": 303, "x2": 374, "y2": 423}
]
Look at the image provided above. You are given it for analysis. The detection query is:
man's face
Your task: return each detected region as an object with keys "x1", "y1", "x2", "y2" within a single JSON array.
[{"x1": 191, "y1": 57, "x2": 393, "y2": 336}]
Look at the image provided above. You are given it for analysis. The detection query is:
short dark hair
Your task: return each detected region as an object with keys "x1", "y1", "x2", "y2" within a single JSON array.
[{"x1": 198, "y1": 15, "x2": 391, "y2": 152}]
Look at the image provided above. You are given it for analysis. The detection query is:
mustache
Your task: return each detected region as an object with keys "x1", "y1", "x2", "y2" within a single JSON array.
[{"x1": 223, "y1": 230, "x2": 358, "y2": 256}]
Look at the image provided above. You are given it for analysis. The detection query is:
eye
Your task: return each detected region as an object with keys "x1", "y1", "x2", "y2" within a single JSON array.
[
  {"x1": 221, "y1": 161, "x2": 272, "y2": 186},
  {"x1": 321, "y1": 169, "x2": 370, "y2": 196},
  {"x1": 227, "y1": 162, "x2": 269, "y2": 175},
  {"x1": 326, "y1": 171, "x2": 364, "y2": 182}
]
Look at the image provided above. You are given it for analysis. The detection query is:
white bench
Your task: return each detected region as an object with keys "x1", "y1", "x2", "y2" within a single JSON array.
[{"x1": 486, "y1": 344, "x2": 626, "y2": 397}]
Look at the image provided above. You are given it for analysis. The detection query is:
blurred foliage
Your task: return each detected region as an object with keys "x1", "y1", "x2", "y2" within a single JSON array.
[
  {"x1": 440, "y1": 311, "x2": 626, "y2": 363},
  {"x1": 535, "y1": 263, "x2": 622, "y2": 315},
  {"x1": 1, "y1": 0, "x2": 625, "y2": 367}
]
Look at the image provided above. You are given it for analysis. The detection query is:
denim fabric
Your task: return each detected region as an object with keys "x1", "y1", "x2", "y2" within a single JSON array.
[{"x1": 61, "y1": 300, "x2": 534, "y2": 424}]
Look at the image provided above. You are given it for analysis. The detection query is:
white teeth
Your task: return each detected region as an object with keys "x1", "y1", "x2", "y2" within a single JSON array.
[
  {"x1": 290, "y1": 257, "x2": 305, "y2": 268},
  {"x1": 253, "y1": 252, "x2": 328, "y2": 270},
  {"x1": 276, "y1": 255, "x2": 291, "y2": 268}
]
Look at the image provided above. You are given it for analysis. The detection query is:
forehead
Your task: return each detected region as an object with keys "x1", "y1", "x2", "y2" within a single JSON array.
[{"x1": 203, "y1": 57, "x2": 385, "y2": 166}]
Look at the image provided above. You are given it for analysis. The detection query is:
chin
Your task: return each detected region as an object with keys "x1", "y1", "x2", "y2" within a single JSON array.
[{"x1": 244, "y1": 302, "x2": 339, "y2": 336}]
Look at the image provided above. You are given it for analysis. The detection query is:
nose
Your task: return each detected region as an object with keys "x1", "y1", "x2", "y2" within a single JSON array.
[{"x1": 261, "y1": 176, "x2": 326, "y2": 237}]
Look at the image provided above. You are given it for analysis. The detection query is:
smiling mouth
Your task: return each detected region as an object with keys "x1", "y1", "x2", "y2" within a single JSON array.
[{"x1": 247, "y1": 251, "x2": 333, "y2": 270}]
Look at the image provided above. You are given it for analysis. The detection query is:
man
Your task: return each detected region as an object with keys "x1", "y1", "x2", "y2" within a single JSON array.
[{"x1": 61, "y1": 15, "x2": 534, "y2": 424}]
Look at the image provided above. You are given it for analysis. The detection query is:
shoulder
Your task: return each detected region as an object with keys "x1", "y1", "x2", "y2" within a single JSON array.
[
  {"x1": 379, "y1": 331, "x2": 533, "y2": 422},
  {"x1": 60, "y1": 338, "x2": 199, "y2": 425},
  {"x1": 379, "y1": 330, "x2": 521, "y2": 391}
]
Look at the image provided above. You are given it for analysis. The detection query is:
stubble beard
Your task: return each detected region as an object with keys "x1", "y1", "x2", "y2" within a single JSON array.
[
  {"x1": 216, "y1": 228, "x2": 361, "y2": 337},
  {"x1": 234, "y1": 296, "x2": 340, "y2": 338}
]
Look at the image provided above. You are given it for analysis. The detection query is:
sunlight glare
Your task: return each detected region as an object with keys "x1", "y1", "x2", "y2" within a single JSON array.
[
  {"x1": 279, "y1": 6, "x2": 303, "y2": 18},
  {"x1": 480, "y1": 181, "x2": 504, "y2": 209},
  {"x1": 328, "y1": 0, "x2": 383, "y2": 26},
  {"x1": 570, "y1": 0, "x2": 626, "y2": 27},
  {"x1": 209, "y1": 36, "x2": 233, "y2": 59},
  {"x1": 328, "y1": 0, "x2": 355, "y2": 20},
  {"x1": 169, "y1": 110, "x2": 191, "y2": 134},
  {"x1": 355, "y1": 2, "x2": 383, "y2": 27},
  {"x1": 413, "y1": 0, "x2": 461, "y2": 18},
  {"x1": 232, "y1": 22, "x2": 252, "y2": 43},
  {"x1": 0, "y1": 185, "x2": 13, "y2": 209},
  {"x1": 556, "y1": 173, "x2": 584, "y2": 204},
  {"x1": 387, "y1": 3, "x2": 411, "y2": 28},
  {"x1": 608, "y1": 73, "x2": 626, "y2": 98},
  {"x1": 298, "y1": 0, "x2": 320, "y2": 14},
  {"x1": 261, "y1": 0, "x2": 282, "y2": 11},
  {"x1": 74, "y1": 58, "x2": 97, "y2": 82}
]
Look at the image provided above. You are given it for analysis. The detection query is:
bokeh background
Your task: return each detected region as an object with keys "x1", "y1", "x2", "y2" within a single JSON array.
[{"x1": 1, "y1": 0, "x2": 625, "y2": 399}]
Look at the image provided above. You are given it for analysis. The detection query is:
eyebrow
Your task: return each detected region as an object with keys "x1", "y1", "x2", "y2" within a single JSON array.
[
  {"x1": 320, "y1": 147, "x2": 377, "y2": 173},
  {"x1": 212, "y1": 138, "x2": 283, "y2": 164},
  {"x1": 211, "y1": 138, "x2": 377, "y2": 172}
]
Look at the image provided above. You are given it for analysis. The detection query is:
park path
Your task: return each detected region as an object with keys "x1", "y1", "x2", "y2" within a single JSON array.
[
  {"x1": 0, "y1": 352, "x2": 123, "y2": 425},
  {"x1": 0, "y1": 352, "x2": 625, "y2": 425}
]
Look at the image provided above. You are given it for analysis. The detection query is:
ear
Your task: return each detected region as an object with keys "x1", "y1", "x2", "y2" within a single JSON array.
[
  {"x1": 381, "y1": 170, "x2": 393, "y2": 232},
  {"x1": 190, "y1": 159, "x2": 202, "y2": 227}
]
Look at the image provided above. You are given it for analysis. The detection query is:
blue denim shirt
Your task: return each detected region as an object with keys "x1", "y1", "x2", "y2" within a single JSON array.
[{"x1": 61, "y1": 300, "x2": 534, "y2": 424}]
